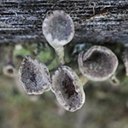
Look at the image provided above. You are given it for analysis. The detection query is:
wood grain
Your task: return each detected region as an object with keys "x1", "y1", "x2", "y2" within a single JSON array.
[{"x1": 0, "y1": 0, "x2": 128, "y2": 45}]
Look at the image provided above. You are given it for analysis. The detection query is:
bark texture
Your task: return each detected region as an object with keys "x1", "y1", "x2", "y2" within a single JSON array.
[{"x1": 0, "y1": 0, "x2": 128, "y2": 45}]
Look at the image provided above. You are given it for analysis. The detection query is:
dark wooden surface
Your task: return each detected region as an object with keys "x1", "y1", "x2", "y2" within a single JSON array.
[{"x1": 0, "y1": 0, "x2": 128, "y2": 45}]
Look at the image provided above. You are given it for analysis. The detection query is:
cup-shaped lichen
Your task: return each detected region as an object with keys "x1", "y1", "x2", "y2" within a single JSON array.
[
  {"x1": 78, "y1": 46, "x2": 118, "y2": 81},
  {"x1": 3, "y1": 65, "x2": 16, "y2": 78},
  {"x1": 19, "y1": 56, "x2": 51, "y2": 95},
  {"x1": 42, "y1": 10, "x2": 75, "y2": 63},
  {"x1": 51, "y1": 66, "x2": 85, "y2": 112},
  {"x1": 43, "y1": 10, "x2": 74, "y2": 48},
  {"x1": 122, "y1": 47, "x2": 128, "y2": 76}
]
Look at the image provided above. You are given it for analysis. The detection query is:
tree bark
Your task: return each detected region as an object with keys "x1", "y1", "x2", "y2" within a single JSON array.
[{"x1": 0, "y1": 0, "x2": 128, "y2": 45}]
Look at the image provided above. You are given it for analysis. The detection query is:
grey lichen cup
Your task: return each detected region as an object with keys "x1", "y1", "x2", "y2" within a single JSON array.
[
  {"x1": 19, "y1": 56, "x2": 51, "y2": 95},
  {"x1": 51, "y1": 66, "x2": 85, "y2": 112},
  {"x1": 122, "y1": 47, "x2": 128, "y2": 76},
  {"x1": 78, "y1": 46, "x2": 118, "y2": 81},
  {"x1": 42, "y1": 10, "x2": 75, "y2": 64}
]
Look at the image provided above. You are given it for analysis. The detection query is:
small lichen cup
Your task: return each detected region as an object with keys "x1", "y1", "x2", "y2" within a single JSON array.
[
  {"x1": 122, "y1": 47, "x2": 128, "y2": 76},
  {"x1": 19, "y1": 56, "x2": 51, "y2": 95},
  {"x1": 42, "y1": 10, "x2": 75, "y2": 64},
  {"x1": 78, "y1": 45, "x2": 118, "y2": 81},
  {"x1": 51, "y1": 66, "x2": 85, "y2": 112},
  {"x1": 3, "y1": 65, "x2": 16, "y2": 78}
]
